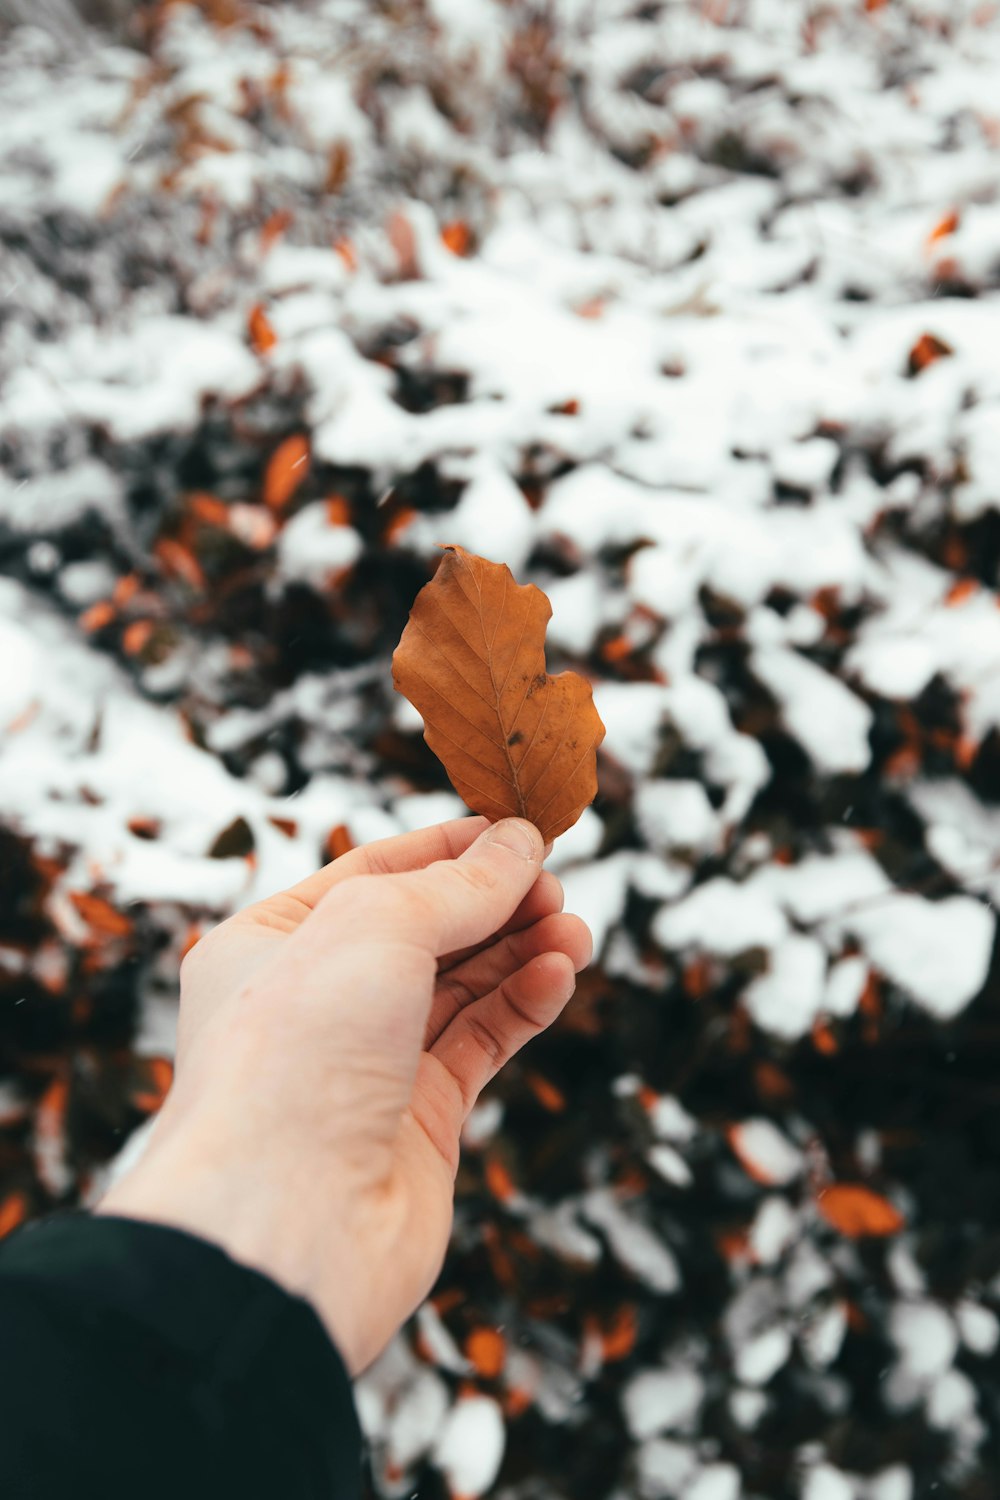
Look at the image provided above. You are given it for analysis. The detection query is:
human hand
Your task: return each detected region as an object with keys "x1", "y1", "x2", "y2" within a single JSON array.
[{"x1": 96, "y1": 815, "x2": 592, "y2": 1374}]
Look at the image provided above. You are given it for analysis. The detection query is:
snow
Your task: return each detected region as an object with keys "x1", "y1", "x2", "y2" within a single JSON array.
[
  {"x1": 686, "y1": 1464, "x2": 741, "y2": 1500},
  {"x1": 558, "y1": 852, "x2": 633, "y2": 960},
  {"x1": 635, "y1": 1438, "x2": 698, "y2": 1499},
  {"x1": 752, "y1": 647, "x2": 873, "y2": 776},
  {"x1": 431, "y1": 462, "x2": 536, "y2": 577},
  {"x1": 634, "y1": 780, "x2": 721, "y2": 858},
  {"x1": 583, "y1": 1188, "x2": 681, "y2": 1294},
  {"x1": 864, "y1": 1469, "x2": 913, "y2": 1500},
  {"x1": 824, "y1": 956, "x2": 869, "y2": 1019},
  {"x1": 749, "y1": 1197, "x2": 800, "y2": 1266},
  {"x1": 889, "y1": 1301, "x2": 958, "y2": 1381},
  {"x1": 838, "y1": 894, "x2": 993, "y2": 1020},
  {"x1": 652, "y1": 878, "x2": 788, "y2": 960},
  {"x1": 622, "y1": 1367, "x2": 704, "y2": 1440},
  {"x1": 433, "y1": 1396, "x2": 506, "y2": 1498},
  {"x1": 387, "y1": 1369, "x2": 450, "y2": 1471},
  {"x1": 955, "y1": 1300, "x2": 1000, "y2": 1358},
  {"x1": 800, "y1": 1302, "x2": 848, "y2": 1371},
  {"x1": 1, "y1": 0, "x2": 999, "y2": 1492},
  {"x1": 647, "y1": 1143, "x2": 693, "y2": 1190},
  {"x1": 744, "y1": 934, "x2": 828, "y2": 1040},
  {"x1": 925, "y1": 1367, "x2": 978, "y2": 1430},
  {"x1": 734, "y1": 1325, "x2": 792, "y2": 1386},
  {"x1": 773, "y1": 437, "x2": 840, "y2": 492},
  {"x1": 803, "y1": 1465, "x2": 855, "y2": 1500},
  {"x1": 729, "y1": 1119, "x2": 805, "y2": 1186},
  {"x1": 277, "y1": 506, "x2": 364, "y2": 590},
  {"x1": 647, "y1": 1095, "x2": 697, "y2": 1144},
  {"x1": 592, "y1": 683, "x2": 671, "y2": 777}
]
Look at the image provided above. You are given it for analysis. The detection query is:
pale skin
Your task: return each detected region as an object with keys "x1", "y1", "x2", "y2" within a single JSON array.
[{"x1": 96, "y1": 815, "x2": 592, "y2": 1375}]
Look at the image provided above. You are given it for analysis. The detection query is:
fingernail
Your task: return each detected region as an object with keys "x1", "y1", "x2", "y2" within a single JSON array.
[{"x1": 484, "y1": 818, "x2": 543, "y2": 862}]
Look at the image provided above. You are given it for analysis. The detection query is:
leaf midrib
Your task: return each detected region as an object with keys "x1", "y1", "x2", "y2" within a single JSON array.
[{"x1": 463, "y1": 551, "x2": 528, "y2": 821}]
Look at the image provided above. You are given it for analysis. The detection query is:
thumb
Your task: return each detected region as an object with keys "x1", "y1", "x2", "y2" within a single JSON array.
[{"x1": 399, "y1": 817, "x2": 545, "y2": 956}]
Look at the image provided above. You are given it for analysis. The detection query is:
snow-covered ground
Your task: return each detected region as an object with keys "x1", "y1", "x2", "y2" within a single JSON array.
[{"x1": 1, "y1": 1, "x2": 999, "y2": 1496}]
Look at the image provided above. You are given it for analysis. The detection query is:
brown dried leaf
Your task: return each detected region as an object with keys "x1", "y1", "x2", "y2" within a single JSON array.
[
  {"x1": 263, "y1": 434, "x2": 310, "y2": 510},
  {"x1": 817, "y1": 1183, "x2": 904, "y2": 1238},
  {"x1": 392, "y1": 545, "x2": 605, "y2": 841}
]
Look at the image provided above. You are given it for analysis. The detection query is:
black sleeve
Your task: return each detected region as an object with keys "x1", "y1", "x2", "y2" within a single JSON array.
[{"x1": 0, "y1": 1210, "x2": 362, "y2": 1500}]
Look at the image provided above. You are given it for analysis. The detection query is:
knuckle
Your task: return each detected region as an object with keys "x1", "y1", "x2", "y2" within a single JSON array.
[
  {"x1": 498, "y1": 978, "x2": 538, "y2": 1032},
  {"x1": 438, "y1": 970, "x2": 478, "y2": 1012},
  {"x1": 451, "y1": 859, "x2": 500, "y2": 900},
  {"x1": 463, "y1": 1011, "x2": 506, "y2": 1070}
]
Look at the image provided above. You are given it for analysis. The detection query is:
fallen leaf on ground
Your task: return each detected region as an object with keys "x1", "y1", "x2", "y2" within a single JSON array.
[{"x1": 817, "y1": 1183, "x2": 904, "y2": 1237}]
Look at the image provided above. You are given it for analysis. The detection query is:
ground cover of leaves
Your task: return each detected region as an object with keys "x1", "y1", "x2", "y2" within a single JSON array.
[{"x1": 0, "y1": 2, "x2": 999, "y2": 1497}]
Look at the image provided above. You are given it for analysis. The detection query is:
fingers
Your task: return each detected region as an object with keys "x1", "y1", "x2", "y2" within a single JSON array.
[
  {"x1": 266, "y1": 818, "x2": 544, "y2": 1055},
  {"x1": 385, "y1": 819, "x2": 546, "y2": 957},
  {"x1": 438, "y1": 869, "x2": 565, "y2": 970},
  {"x1": 430, "y1": 951, "x2": 578, "y2": 1115},
  {"x1": 427, "y1": 911, "x2": 592, "y2": 1046},
  {"x1": 279, "y1": 816, "x2": 490, "y2": 910}
]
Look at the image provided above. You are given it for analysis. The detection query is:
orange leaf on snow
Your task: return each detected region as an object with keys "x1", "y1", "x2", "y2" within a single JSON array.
[
  {"x1": 955, "y1": 734, "x2": 979, "y2": 771},
  {"x1": 127, "y1": 815, "x2": 161, "y2": 839},
  {"x1": 927, "y1": 209, "x2": 960, "y2": 245},
  {"x1": 525, "y1": 1071, "x2": 567, "y2": 1113},
  {"x1": 465, "y1": 1327, "x2": 506, "y2": 1378},
  {"x1": 269, "y1": 815, "x2": 298, "y2": 838},
  {"x1": 35, "y1": 1075, "x2": 69, "y2": 1141},
  {"x1": 324, "y1": 140, "x2": 352, "y2": 195},
  {"x1": 122, "y1": 620, "x2": 156, "y2": 656},
  {"x1": 441, "y1": 219, "x2": 472, "y2": 256},
  {"x1": 382, "y1": 505, "x2": 418, "y2": 546},
  {"x1": 883, "y1": 742, "x2": 921, "y2": 779},
  {"x1": 79, "y1": 600, "x2": 116, "y2": 633},
  {"x1": 945, "y1": 576, "x2": 978, "y2": 606},
  {"x1": 485, "y1": 1158, "x2": 517, "y2": 1203},
  {"x1": 812, "y1": 1019, "x2": 839, "y2": 1055},
  {"x1": 113, "y1": 573, "x2": 142, "y2": 608},
  {"x1": 154, "y1": 537, "x2": 206, "y2": 590},
  {"x1": 325, "y1": 495, "x2": 352, "y2": 527},
  {"x1": 333, "y1": 236, "x2": 358, "y2": 271},
  {"x1": 600, "y1": 633, "x2": 633, "y2": 664},
  {"x1": 260, "y1": 208, "x2": 293, "y2": 252},
  {"x1": 817, "y1": 1183, "x2": 904, "y2": 1238},
  {"x1": 248, "y1": 302, "x2": 278, "y2": 354},
  {"x1": 909, "y1": 332, "x2": 954, "y2": 374},
  {"x1": 727, "y1": 1119, "x2": 803, "y2": 1186},
  {"x1": 589, "y1": 1304, "x2": 638, "y2": 1363},
  {"x1": 180, "y1": 923, "x2": 204, "y2": 962},
  {"x1": 0, "y1": 1191, "x2": 28, "y2": 1239},
  {"x1": 392, "y1": 546, "x2": 606, "y2": 842},
  {"x1": 263, "y1": 434, "x2": 310, "y2": 510},
  {"x1": 188, "y1": 492, "x2": 231, "y2": 527},
  {"x1": 325, "y1": 824, "x2": 355, "y2": 861},
  {"x1": 68, "y1": 891, "x2": 133, "y2": 939}
]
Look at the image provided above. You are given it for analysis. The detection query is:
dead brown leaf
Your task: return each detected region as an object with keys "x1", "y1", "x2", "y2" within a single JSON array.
[{"x1": 392, "y1": 545, "x2": 605, "y2": 841}]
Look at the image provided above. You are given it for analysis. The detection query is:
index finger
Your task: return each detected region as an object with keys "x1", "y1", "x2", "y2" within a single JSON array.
[{"x1": 282, "y1": 815, "x2": 490, "y2": 908}]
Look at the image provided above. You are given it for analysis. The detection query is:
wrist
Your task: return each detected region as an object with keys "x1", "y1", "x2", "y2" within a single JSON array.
[{"x1": 95, "y1": 1138, "x2": 367, "y2": 1373}]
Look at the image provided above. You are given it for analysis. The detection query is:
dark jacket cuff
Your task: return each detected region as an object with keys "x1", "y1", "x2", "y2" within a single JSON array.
[{"x1": 0, "y1": 1210, "x2": 362, "y2": 1499}]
